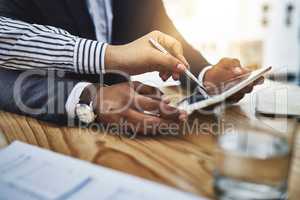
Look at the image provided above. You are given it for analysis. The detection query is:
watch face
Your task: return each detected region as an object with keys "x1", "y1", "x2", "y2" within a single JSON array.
[{"x1": 76, "y1": 104, "x2": 96, "y2": 124}]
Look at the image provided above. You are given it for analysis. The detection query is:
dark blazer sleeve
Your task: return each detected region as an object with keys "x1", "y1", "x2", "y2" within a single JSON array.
[
  {"x1": 151, "y1": 1, "x2": 211, "y2": 70},
  {"x1": 152, "y1": 0, "x2": 211, "y2": 89},
  {"x1": 0, "y1": 68, "x2": 80, "y2": 125}
]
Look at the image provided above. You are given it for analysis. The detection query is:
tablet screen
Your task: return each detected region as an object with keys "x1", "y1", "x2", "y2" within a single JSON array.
[
  {"x1": 185, "y1": 91, "x2": 207, "y2": 104},
  {"x1": 177, "y1": 67, "x2": 272, "y2": 112}
]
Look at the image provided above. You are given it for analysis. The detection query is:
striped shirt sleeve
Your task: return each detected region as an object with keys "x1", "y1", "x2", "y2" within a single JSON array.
[{"x1": 0, "y1": 16, "x2": 106, "y2": 74}]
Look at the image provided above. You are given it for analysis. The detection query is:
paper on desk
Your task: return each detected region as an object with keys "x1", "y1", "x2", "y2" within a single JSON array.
[
  {"x1": 0, "y1": 141, "x2": 207, "y2": 200},
  {"x1": 131, "y1": 72, "x2": 180, "y2": 88}
]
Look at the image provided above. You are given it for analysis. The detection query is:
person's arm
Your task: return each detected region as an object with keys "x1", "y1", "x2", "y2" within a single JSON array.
[
  {"x1": 149, "y1": 0, "x2": 261, "y2": 100},
  {"x1": 0, "y1": 16, "x2": 189, "y2": 78},
  {"x1": 0, "y1": 16, "x2": 109, "y2": 124},
  {"x1": 0, "y1": 67, "x2": 187, "y2": 130},
  {"x1": 0, "y1": 16, "x2": 190, "y2": 124},
  {"x1": 0, "y1": 16, "x2": 107, "y2": 74},
  {"x1": 0, "y1": 68, "x2": 81, "y2": 125}
]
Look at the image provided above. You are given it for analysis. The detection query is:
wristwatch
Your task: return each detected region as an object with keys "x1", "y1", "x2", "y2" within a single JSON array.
[
  {"x1": 75, "y1": 85, "x2": 98, "y2": 124},
  {"x1": 75, "y1": 101, "x2": 96, "y2": 124}
]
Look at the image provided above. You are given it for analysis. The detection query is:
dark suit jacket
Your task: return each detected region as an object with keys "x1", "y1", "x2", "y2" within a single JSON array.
[
  {"x1": 0, "y1": 0, "x2": 210, "y2": 73},
  {"x1": 0, "y1": 0, "x2": 210, "y2": 124}
]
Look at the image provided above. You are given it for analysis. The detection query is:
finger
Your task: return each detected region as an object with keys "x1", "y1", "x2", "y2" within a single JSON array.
[
  {"x1": 227, "y1": 93, "x2": 246, "y2": 103},
  {"x1": 133, "y1": 95, "x2": 182, "y2": 121},
  {"x1": 242, "y1": 67, "x2": 251, "y2": 73},
  {"x1": 157, "y1": 32, "x2": 189, "y2": 67},
  {"x1": 233, "y1": 67, "x2": 244, "y2": 75},
  {"x1": 169, "y1": 44, "x2": 189, "y2": 68},
  {"x1": 172, "y1": 64, "x2": 185, "y2": 80},
  {"x1": 219, "y1": 58, "x2": 234, "y2": 69},
  {"x1": 179, "y1": 112, "x2": 188, "y2": 122},
  {"x1": 232, "y1": 58, "x2": 242, "y2": 68},
  {"x1": 159, "y1": 71, "x2": 172, "y2": 81},
  {"x1": 241, "y1": 84, "x2": 254, "y2": 94},
  {"x1": 159, "y1": 71, "x2": 169, "y2": 81},
  {"x1": 254, "y1": 77, "x2": 265, "y2": 85},
  {"x1": 172, "y1": 72, "x2": 180, "y2": 80},
  {"x1": 133, "y1": 95, "x2": 161, "y2": 112},
  {"x1": 226, "y1": 81, "x2": 254, "y2": 103},
  {"x1": 220, "y1": 58, "x2": 244, "y2": 75},
  {"x1": 132, "y1": 81, "x2": 163, "y2": 96},
  {"x1": 125, "y1": 109, "x2": 179, "y2": 135},
  {"x1": 222, "y1": 58, "x2": 241, "y2": 70},
  {"x1": 162, "y1": 72, "x2": 172, "y2": 81},
  {"x1": 159, "y1": 103, "x2": 183, "y2": 121},
  {"x1": 152, "y1": 50, "x2": 184, "y2": 74},
  {"x1": 176, "y1": 54, "x2": 189, "y2": 67}
]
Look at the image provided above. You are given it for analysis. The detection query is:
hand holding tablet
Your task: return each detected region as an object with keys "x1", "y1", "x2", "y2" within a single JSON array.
[{"x1": 178, "y1": 67, "x2": 272, "y2": 115}]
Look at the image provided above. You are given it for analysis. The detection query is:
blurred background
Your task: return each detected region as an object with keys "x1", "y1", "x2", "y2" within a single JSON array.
[{"x1": 133, "y1": 0, "x2": 300, "y2": 86}]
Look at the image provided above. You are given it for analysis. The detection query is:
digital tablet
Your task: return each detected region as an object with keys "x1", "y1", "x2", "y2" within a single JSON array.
[{"x1": 177, "y1": 67, "x2": 272, "y2": 115}]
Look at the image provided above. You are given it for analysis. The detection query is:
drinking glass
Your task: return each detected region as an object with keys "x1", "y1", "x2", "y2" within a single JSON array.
[{"x1": 214, "y1": 132, "x2": 290, "y2": 200}]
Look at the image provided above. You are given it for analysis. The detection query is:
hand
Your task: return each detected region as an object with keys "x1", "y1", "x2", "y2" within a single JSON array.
[
  {"x1": 203, "y1": 58, "x2": 264, "y2": 102},
  {"x1": 85, "y1": 82, "x2": 187, "y2": 136},
  {"x1": 105, "y1": 31, "x2": 188, "y2": 81}
]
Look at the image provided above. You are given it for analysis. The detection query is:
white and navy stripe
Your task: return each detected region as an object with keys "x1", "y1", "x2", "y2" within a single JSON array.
[{"x1": 0, "y1": 16, "x2": 106, "y2": 74}]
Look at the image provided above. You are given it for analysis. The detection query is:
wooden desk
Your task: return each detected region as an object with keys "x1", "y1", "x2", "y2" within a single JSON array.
[{"x1": 0, "y1": 81, "x2": 299, "y2": 199}]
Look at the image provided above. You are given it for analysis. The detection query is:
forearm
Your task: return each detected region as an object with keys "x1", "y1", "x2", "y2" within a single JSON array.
[
  {"x1": 0, "y1": 68, "x2": 81, "y2": 125},
  {"x1": 0, "y1": 16, "x2": 106, "y2": 74}
]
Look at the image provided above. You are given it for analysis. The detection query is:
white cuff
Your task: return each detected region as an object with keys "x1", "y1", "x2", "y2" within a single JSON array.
[
  {"x1": 197, "y1": 65, "x2": 213, "y2": 98},
  {"x1": 65, "y1": 82, "x2": 92, "y2": 119},
  {"x1": 101, "y1": 43, "x2": 108, "y2": 73},
  {"x1": 198, "y1": 65, "x2": 213, "y2": 86}
]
